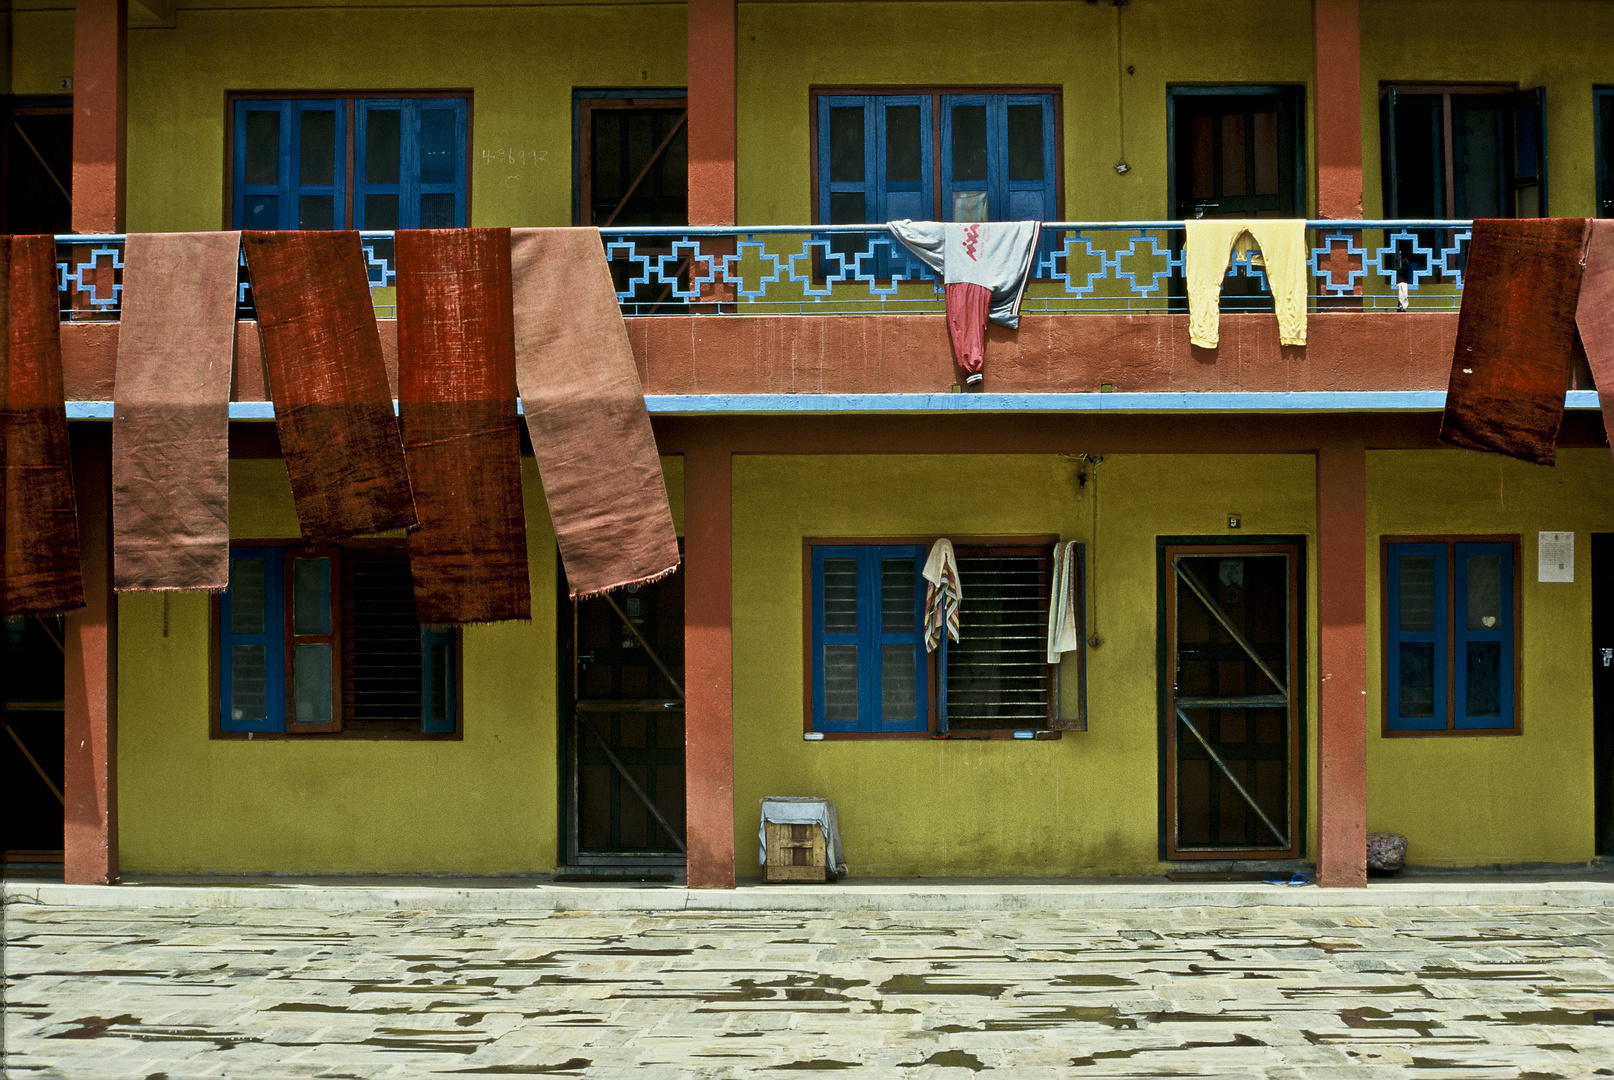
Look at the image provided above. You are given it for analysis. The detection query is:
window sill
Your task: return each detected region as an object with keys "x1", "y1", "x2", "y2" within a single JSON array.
[
  {"x1": 1380, "y1": 726, "x2": 1519, "y2": 739},
  {"x1": 212, "y1": 731, "x2": 461, "y2": 741},
  {"x1": 802, "y1": 729, "x2": 1064, "y2": 741}
]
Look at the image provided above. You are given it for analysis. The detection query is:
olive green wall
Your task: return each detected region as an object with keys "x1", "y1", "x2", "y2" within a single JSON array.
[
  {"x1": 10, "y1": 5, "x2": 72, "y2": 96},
  {"x1": 1360, "y1": 0, "x2": 1614, "y2": 218},
  {"x1": 1365, "y1": 448, "x2": 1614, "y2": 866},
  {"x1": 116, "y1": 453, "x2": 684, "y2": 875},
  {"x1": 731, "y1": 453, "x2": 1322, "y2": 878}
]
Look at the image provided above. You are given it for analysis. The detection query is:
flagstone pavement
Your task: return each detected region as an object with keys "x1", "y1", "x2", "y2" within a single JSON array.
[{"x1": 4, "y1": 901, "x2": 1614, "y2": 1078}]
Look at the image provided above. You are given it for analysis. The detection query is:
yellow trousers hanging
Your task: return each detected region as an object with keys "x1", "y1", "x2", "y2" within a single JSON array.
[{"x1": 1184, "y1": 219, "x2": 1309, "y2": 348}]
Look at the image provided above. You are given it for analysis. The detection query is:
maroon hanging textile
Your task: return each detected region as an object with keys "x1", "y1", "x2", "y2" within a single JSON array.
[
  {"x1": 1576, "y1": 219, "x2": 1614, "y2": 463},
  {"x1": 1, "y1": 235, "x2": 84, "y2": 614},
  {"x1": 113, "y1": 232, "x2": 241, "y2": 592},
  {"x1": 241, "y1": 231, "x2": 415, "y2": 540},
  {"x1": 395, "y1": 229, "x2": 530, "y2": 624},
  {"x1": 509, "y1": 228, "x2": 679, "y2": 597},
  {"x1": 1440, "y1": 218, "x2": 1591, "y2": 465}
]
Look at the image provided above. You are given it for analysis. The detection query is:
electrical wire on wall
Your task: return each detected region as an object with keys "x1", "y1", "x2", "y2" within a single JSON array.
[
  {"x1": 1081, "y1": 454, "x2": 1104, "y2": 648},
  {"x1": 1113, "y1": 0, "x2": 1130, "y2": 175}
]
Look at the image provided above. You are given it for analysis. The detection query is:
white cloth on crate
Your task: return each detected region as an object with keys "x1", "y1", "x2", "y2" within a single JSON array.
[
  {"x1": 1046, "y1": 540, "x2": 1082, "y2": 664},
  {"x1": 922, "y1": 537, "x2": 962, "y2": 653},
  {"x1": 886, "y1": 220, "x2": 1042, "y2": 329},
  {"x1": 759, "y1": 797, "x2": 847, "y2": 875}
]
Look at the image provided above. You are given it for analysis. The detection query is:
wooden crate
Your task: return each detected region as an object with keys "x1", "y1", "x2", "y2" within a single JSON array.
[{"x1": 762, "y1": 821, "x2": 829, "y2": 883}]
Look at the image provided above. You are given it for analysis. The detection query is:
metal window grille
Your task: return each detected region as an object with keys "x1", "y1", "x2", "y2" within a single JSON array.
[
  {"x1": 945, "y1": 547, "x2": 1054, "y2": 731},
  {"x1": 341, "y1": 548, "x2": 431, "y2": 731}
]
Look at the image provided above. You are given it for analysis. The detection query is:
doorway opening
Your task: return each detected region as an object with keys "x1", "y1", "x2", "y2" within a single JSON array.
[
  {"x1": 3, "y1": 615, "x2": 66, "y2": 864},
  {"x1": 560, "y1": 559, "x2": 686, "y2": 876},
  {"x1": 3, "y1": 96, "x2": 73, "y2": 235},
  {"x1": 1593, "y1": 534, "x2": 1614, "y2": 857},
  {"x1": 1160, "y1": 540, "x2": 1305, "y2": 860}
]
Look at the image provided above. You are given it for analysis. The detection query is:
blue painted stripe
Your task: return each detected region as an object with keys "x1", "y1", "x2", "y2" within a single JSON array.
[{"x1": 63, "y1": 390, "x2": 1605, "y2": 420}]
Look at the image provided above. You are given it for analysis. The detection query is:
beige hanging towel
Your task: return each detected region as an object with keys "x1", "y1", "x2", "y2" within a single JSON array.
[
  {"x1": 509, "y1": 228, "x2": 680, "y2": 597},
  {"x1": 113, "y1": 232, "x2": 241, "y2": 592},
  {"x1": 1183, "y1": 218, "x2": 1309, "y2": 348}
]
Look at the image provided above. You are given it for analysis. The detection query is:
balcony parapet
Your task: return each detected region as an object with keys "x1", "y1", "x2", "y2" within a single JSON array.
[{"x1": 53, "y1": 221, "x2": 1472, "y2": 320}]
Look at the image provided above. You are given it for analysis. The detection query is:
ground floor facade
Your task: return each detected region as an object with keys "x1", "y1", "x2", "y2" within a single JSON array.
[{"x1": 21, "y1": 422, "x2": 1598, "y2": 881}]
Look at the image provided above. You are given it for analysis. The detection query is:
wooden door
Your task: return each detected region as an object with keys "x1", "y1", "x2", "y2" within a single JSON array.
[
  {"x1": 1594, "y1": 534, "x2": 1614, "y2": 857},
  {"x1": 1163, "y1": 544, "x2": 1302, "y2": 860},
  {"x1": 565, "y1": 567, "x2": 686, "y2": 868}
]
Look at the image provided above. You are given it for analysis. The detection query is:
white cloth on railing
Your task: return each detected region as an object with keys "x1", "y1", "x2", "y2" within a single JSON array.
[
  {"x1": 759, "y1": 797, "x2": 847, "y2": 875},
  {"x1": 922, "y1": 538, "x2": 961, "y2": 652},
  {"x1": 1046, "y1": 540, "x2": 1082, "y2": 664},
  {"x1": 887, "y1": 220, "x2": 1042, "y2": 329}
]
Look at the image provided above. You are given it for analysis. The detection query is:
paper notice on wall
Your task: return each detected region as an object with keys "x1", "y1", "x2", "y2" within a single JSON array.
[{"x1": 1538, "y1": 531, "x2": 1574, "y2": 582}]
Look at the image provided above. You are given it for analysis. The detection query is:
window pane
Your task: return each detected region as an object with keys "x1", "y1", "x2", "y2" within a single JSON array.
[
  {"x1": 429, "y1": 639, "x2": 451, "y2": 722},
  {"x1": 364, "y1": 194, "x2": 399, "y2": 230},
  {"x1": 822, "y1": 558, "x2": 859, "y2": 633},
  {"x1": 1392, "y1": 95, "x2": 1444, "y2": 218},
  {"x1": 823, "y1": 644, "x2": 859, "y2": 725},
  {"x1": 882, "y1": 643, "x2": 917, "y2": 722},
  {"x1": 230, "y1": 559, "x2": 267, "y2": 635},
  {"x1": 299, "y1": 109, "x2": 335, "y2": 186},
  {"x1": 419, "y1": 193, "x2": 456, "y2": 227},
  {"x1": 299, "y1": 195, "x2": 334, "y2": 230},
  {"x1": 1221, "y1": 113, "x2": 1247, "y2": 196},
  {"x1": 1397, "y1": 555, "x2": 1437, "y2": 632},
  {"x1": 1007, "y1": 103, "x2": 1044, "y2": 181},
  {"x1": 951, "y1": 190, "x2": 988, "y2": 222},
  {"x1": 829, "y1": 106, "x2": 865, "y2": 183},
  {"x1": 230, "y1": 644, "x2": 268, "y2": 723},
  {"x1": 1466, "y1": 640, "x2": 1502, "y2": 716},
  {"x1": 1252, "y1": 110, "x2": 1279, "y2": 196},
  {"x1": 881, "y1": 557, "x2": 915, "y2": 634},
  {"x1": 293, "y1": 557, "x2": 331, "y2": 636},
  {"x1": 244, "y1": 195, "x2": 279, "y2": 230},
  {"x1": 951, "y1": 105, "x2": 988, "y2": 182},
  {"x1": 1454, "y1": 102, "x2": 1504, "y2": 218},
  {"x1": 1398, "y1": 641, "x2": 1435, "y2": 718},
  {"x1": 1465, "y1": 554, "x2": 1502, "y2": 631},
  {"x1": 364, "y1": 109, "x2": 401, "y2": 185},
  {"x1": 294, "y1": 643, "x2": 333, "y2": 723},
  {"x1": 244, "y1": 110, "x2": 281, "y2": 186},
  {"x1": 885, "y1": 105, "x2": 922, "y2": 183},
  {"x1": 419, "y1": 107, "x2": 456, "y2": 184},
  {"x1": 828, "y1": 191, "x2": 865, "y2": 226}
]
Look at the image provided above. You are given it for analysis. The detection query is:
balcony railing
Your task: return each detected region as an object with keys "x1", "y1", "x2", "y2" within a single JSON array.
[{"x1": 54, "y1": 221, "x2": 1472, "y2": 320}]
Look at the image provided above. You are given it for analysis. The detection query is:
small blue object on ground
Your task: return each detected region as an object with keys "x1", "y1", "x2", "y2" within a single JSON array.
[{"x1": 1264, "y1": 872, "x2": 1312, "y2": 886}]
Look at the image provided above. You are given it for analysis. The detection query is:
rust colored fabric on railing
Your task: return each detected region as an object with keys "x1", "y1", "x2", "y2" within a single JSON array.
[
  {"x1": 510, "y1": 228, "x2": 679, "y2": 598},
  {"x1": 1, "y1": 235, "x2": 84, "y2": 614},
  {"x1": 396, "y1": 228, "x2": 531, "y2": 624},
  {"x1": 1440, "y1": 218, "x2": 1591, "y2": 465},
  {"x1": 242, "y1": 230, "x2": 416, "y2": 540},
  {"x1": 1576, "y1": 219, "x2": 1614, "y2": 463},
  {"x1": 113, "y1": 232, "x2": 241, "y2": 592}
]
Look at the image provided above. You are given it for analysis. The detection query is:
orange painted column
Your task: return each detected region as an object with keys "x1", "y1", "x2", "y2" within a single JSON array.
[
  {"x1": 63, "y1": 426, "x2": 118, "y2": 884},
  {"x1": 687, "y1": 0, "x2": 736, "y2": 307},
  {"x1": 71, "y1": 0, "x2": 127, "y2": 233},
  {"x1": 683, "y1": 439, "x2": 735, "y2": 888},
  {"x1": 63, "y1": 0, "x2": 125, "y2": 885},
  {"x1": 1316, "y1": 443, "x2": 1367, "y2": 888},
  {"x1": 1313, "y1": 0, "x2": 1363, "y2": 301}
]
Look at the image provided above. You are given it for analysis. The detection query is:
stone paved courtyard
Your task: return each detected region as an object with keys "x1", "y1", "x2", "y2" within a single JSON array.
[{"x1": 4, "y1": 900, "x2": 1614, "y2": 1078}]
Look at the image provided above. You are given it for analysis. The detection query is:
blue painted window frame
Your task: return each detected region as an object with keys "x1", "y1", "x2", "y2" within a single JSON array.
[
  {"x1": 1385, "y1": 539, "x2": 1516, "y2": 734},
  {"x1": 815, "y1": 92, "x2": 1058, "y2": 225},
  {"x1": 218, "y1": 545, "x2": 460, "y2": 736},
  {"x1": 219, "y1": 547, "x2": 286, "y2": 734},
  {"x1": 231, "y1": 95, "x2": 467, "y2": 230},
  {"x1": 810, "y1": 544, "x2": 928, "y2": 734}
]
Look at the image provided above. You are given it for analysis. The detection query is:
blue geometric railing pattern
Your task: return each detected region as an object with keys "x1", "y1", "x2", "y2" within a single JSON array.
[{"x1": 54, "y1": 221, "x2": 1472, "y2": 319}]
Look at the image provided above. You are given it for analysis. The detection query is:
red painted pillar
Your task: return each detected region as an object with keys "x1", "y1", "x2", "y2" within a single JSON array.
[
  {"x1": 687, "y1": 0, "x2": 736, "y2": 307},
  {"x1": 1313, "y1": 0, "x2": 1363, "y2": 302},
  {"x1": 63, "y1": 0, "x2": 125, "y2": 885},
  {"x1": 1317, "y1": 443, "x2": 1367, "y2": 888},
  {"x1": 63, "y1": 426, "x2": 118, "y2": 884},
  {"x1": 683, "y1": 439, "x2": 735, "y2": 888},
  {"x1": 72, "y1": 0, "x2": 127, "y2": 233}
]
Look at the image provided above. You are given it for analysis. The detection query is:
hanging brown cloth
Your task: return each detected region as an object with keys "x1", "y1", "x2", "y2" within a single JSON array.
[
  {"x1": 113, "y1": 232, "x2": 241, "y2": 592},
  {"x1": 509, "y1": 228, "x2": 679, "y2": 597},
  {"x1": 241, "y1": 230, "x2": 415, "y2": 540},
  {"x1": 1576, "y1": 219, "x2": 1614, "y2": 464},
  {"x1": 395, "y1": 228, "x2": 530, "y2": 624},
  {"x1": 1, "y1": 235, "x2": 84, "y2": 614},
  {"x1": 1440, "y1": 218, "x2": 1591, "y2": 465}
]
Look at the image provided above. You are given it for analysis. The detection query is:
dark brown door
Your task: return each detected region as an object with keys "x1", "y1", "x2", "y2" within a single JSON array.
[
  {"x1": 1163, "y1": 544, "x2": 1302, "y2": 860},
  {"x1": 3, "y1": 99, "x2": 73, "y2": 235},
  {"x1": 1594, "y1": 534, "x2": 1614, "y2": 857},
  {"x1": 565, "y1": 567, "x2": 686, "y2": 868},
  {"x1": 2, "y1": 615, "x2": 65, "y2": 863}
]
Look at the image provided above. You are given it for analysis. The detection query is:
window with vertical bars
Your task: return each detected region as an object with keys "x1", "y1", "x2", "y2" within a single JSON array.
[
  {"x1": 808, "y1": 540, "x2": 1066, "y2": 736},
  {"x1": 217, "y1": 543, "x2": 457, "y2": 737}
]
